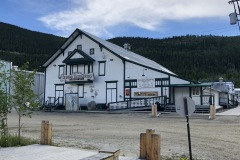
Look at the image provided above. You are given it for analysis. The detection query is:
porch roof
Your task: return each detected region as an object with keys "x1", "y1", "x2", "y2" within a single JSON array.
[{"x1": 168, "y1": 83, "x2": 211, "y2": 87}]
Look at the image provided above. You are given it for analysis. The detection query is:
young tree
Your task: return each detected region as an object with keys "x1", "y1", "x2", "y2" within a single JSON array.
[
  {"x1": 11, "y1": 62, "x2": 39, "y2": 144},
  {"x1": 0, "y1": 61, "x2": 11, "y2": 146}
]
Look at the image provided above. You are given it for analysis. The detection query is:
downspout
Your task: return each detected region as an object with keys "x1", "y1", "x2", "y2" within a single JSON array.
[
  {"x1": 200, "y1": 86, "x2": 203, "y2": 105},
  {"x1": 43, "y1": 67, "x2": 47, "y2": 104},
  {"x1": 123, "y1": 59, "x2": 126, "y2": 100}
]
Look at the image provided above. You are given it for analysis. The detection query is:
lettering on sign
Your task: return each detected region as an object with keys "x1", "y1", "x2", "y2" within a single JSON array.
[
  {"x1": 137, "y1": 79, "x2": 155, "y2": 88},
  {"x1": 60, "y1": 72, "x2": 94, "y2": 82}
]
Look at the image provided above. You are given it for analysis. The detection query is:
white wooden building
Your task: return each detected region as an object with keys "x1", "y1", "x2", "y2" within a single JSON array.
[
  {"x1": 0, "y1": 60, "x2": 45, "y2": 104},
  {"x1": 11, "y1": 66, "x2": 45, "y2": 104},
  {"x1": 42, "y1": 29, "x2": 214, "y2": 112}
]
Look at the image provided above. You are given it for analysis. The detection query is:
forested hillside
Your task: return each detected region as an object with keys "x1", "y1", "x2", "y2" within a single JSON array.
[
  {"x1": 109, "y1": 36, "x2": 240, "y2": 86},
  {"x1": 1, "y1": 22, "x2": 240, "y2": 86},
  {"x1": 0, "y1": 22, "x2": 65, "y2": 70}
]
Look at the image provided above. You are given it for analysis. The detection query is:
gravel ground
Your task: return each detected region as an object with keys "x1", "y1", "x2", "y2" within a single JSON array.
[{"x1": 6, "y1": 111, "x2": 240, "y2": 160}]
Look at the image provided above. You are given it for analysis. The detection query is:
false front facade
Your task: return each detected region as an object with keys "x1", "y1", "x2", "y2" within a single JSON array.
[{"x1": 42, "y1": 29, "x2": 212, "y2": 112}]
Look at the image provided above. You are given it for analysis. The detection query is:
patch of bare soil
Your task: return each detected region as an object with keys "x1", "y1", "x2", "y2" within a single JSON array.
[{"x1": 7, "y1": 111, "x2": 240, "y2": 160}]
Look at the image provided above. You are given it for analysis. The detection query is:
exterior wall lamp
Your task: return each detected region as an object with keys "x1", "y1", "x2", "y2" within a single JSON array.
[{"x1": 142, "y1": 68, "x2": 147, "y2": 76}]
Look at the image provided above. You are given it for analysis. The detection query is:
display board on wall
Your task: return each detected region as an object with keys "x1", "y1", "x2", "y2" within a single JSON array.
[
  {"x1": 137, "y1": 79, "x2": 155, "y2": 88},
  {"x1": 134, "y1": 91, "x2": 158, "y2": 97},
  {"x1": 65, "y1": 93, "x2": 78, "y2": 111}
]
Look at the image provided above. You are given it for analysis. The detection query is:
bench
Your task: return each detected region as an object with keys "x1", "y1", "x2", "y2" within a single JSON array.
[
  {"x1": 99, "y1": 148, "x2": 120, "y2": 160},
  {"x1": 80, "y1": 152, "x2": 114, "y2": 160}
]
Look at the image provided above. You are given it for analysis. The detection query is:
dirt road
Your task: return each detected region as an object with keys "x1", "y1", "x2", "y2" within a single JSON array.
[{"x1": 7, "y1": 111, "x2": 240, "y2": 160}]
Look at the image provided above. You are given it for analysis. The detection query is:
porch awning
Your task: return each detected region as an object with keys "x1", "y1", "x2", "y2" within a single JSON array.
[{"x1": 167, "y1": 83, "x2": 211, "y2": 87}]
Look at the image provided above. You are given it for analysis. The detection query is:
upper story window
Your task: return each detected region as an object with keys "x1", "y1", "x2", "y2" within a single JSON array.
[
  {"x1": 90, "y1": 48, "x2": 94, "y2": 55},
  {"x1": 70, "y1": 65, "x2": 78, "y2": 74},
  {"x1": 98, "y1": 61, "x2": 105, "y2": 76},
  {"x1": 192, "y1": 87, "x2": 200, "y2": 96},
  {"x1": 58, "y1": 65, "x2": 65, "y2": 78},
  {"x1": 77, "y1": 45, "x2": 82, "y2": 50}
]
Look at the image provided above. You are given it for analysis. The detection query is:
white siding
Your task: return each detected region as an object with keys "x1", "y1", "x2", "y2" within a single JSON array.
[
  {"x1": 175, "y1": 87, "x2": 189, "y2": 102},
  {"x1": 44, "y1": 29, "x2": 197, "y2": 110},
  {"x1": 125, "y1": 62, "x2": 169, "y2": 80},
  {"x1": 170, "y1": 76, "x2": 189, "y2": 84}
]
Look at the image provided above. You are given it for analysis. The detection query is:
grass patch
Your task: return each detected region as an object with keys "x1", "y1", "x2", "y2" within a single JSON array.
[
  {"x1": 0, "y1": 134, "x2": 39, "y2": 147},
  {"x1": 161, "y1": 155, "x2": 201, "y2": 160}
]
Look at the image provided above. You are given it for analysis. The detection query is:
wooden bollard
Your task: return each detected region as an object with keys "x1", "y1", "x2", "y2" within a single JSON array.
[
  {"x1": 140, "y1": 133, "x2": 146, "y2": 158},
  {"x1": 40, "y1": 120, "x2": 52, "y2": 145},
  {"x1": 152, "y1": 104, "x2": 157, "y2": 117},
  {"x1": 209, "y1": 105, "x2": 216, "y2": 120},
  {"x1": 146, "y1": 129, "x2": 154, "y2": 159},
  {"x1": 140, "y1": 129, "x2": 161, "y2": 160},
  {"x1": 151, "y1": 134, "x2": 161, "y2": 160}
]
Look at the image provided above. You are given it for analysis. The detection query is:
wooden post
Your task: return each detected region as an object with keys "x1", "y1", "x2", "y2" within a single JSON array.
[
  {"x1": 213, "y1": 105, "x2": 216, "y2": 119},
  {"x1": 155, "y1": 104, "x2": 158, "y2": 116},
  {"x1": 44, "y1": 121, "x2": 49, "y2": 144},
  {"x1": 140, "y1": 129, "x2": 160, "y2": 160},
  {"x1": 140, "y1": 133, "x2": 146, "y2": 159},
  {"x1": 146, "y1": 129, "x2": 155, "y2": 160},
  {"x1": 40, "y1": 120, "x2": 52, "y2": 145},
  {"x1": 152, "y1": 104, "x2": 157, "y2": 117},
  {"x1": 152, "y1": 105, "x2": 155, "y2": 116},
  {"x1": 209, "y1": 105, "x2": 216, "y2": 120},
  {"x1": 48, "y1": 123, "x2": 52, "y2": 145},
  {"x1": 151, "y1": 134, "x2": 161, "y2": 160},
  {"x1": 40, "y1": 120, "x2": 45, "y2": 144}
]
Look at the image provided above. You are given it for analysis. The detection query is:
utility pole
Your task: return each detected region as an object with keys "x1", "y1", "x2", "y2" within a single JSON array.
[{"x1": 228, "y1": 0, "x2": 240, "y2": 30}]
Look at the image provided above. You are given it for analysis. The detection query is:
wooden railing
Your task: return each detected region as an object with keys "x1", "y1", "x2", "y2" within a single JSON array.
[
  {"x1": 46, "y1": 97, "x2": 63, "y2": 105},
  {"x1": 44, "y1": 97, "x2": 64, "y2": 111},
  {"x1": 108, "y1": 96, "x2": 167, "y2": 110}
]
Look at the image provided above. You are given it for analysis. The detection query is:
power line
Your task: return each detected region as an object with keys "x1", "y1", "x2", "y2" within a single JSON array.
[{"x1": 190, "y1": 26, "x2": 238, "y2": 35}]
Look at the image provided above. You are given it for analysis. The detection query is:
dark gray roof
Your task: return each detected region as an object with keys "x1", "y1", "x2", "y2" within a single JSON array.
[{"x1": 42, "y1": 29, "x2": 175, "y2": 75}]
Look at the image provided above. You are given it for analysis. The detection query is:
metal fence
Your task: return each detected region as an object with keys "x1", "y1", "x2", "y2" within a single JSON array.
[{"x1": 108, "y1": 96, "x2": 167, "y2": 110}]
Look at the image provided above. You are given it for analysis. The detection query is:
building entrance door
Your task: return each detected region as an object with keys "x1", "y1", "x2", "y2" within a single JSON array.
[{"x1": 106, "y1": 82, "x2": 117, "y2": 104}]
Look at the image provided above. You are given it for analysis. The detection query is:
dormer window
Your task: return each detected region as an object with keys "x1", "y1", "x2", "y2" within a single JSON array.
[
  {"x1": 90, "y1": 48, "x2": 94, "y2": 55},
  {"x1": 77, "y1": 45, "x2": 82, "y2": 50}
]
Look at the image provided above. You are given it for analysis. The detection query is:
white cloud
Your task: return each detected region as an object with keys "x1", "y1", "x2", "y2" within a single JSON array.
[{"x1": 39, "y1": 0, "x2": 234, "y2": 38}]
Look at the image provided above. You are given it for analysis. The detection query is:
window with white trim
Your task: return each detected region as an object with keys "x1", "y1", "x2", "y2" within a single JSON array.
[
  {"x1": 192, "y1": 87, "x2": 200, "y2": 96},
  {"x1": 58, "y1": 65, "x2": 65, "y2": 78},
  {"x1": 98, "y1": 61, "x2": 105, "y2": 76}
]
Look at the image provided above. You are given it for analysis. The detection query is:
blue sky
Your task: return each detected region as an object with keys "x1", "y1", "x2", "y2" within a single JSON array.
[{"x1": 0, "y1": 0, "x2": 239, "y2": 39}]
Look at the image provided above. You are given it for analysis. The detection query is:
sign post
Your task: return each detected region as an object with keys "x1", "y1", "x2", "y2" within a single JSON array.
[
  {"x1": 176, "y1": 96, "x2": 195, "y2": 160},
  {"x1": 184, "y1": 97, "x2": 193, "y2": 160}
]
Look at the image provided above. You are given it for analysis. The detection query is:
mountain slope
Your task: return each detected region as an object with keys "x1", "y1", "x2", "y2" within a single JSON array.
[
  {"x1": 108, "y1": 36, "x2": 240, "y2": 86},
  {"x1": 0, "y1": 22, "x2": 66, "y2": 70},
  {"x1": 1, "y1": 22, "x2": 240, "y2": 86}
]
